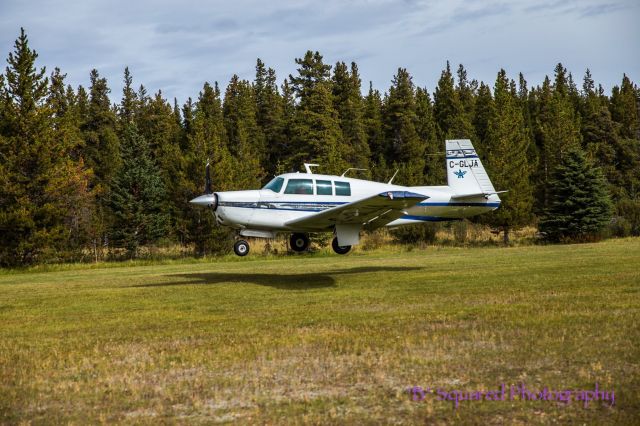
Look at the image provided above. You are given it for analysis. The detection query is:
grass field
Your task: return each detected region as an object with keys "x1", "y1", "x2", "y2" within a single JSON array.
[{"x1": 1, "y1": 239, "x2": 639, "y2": 424}]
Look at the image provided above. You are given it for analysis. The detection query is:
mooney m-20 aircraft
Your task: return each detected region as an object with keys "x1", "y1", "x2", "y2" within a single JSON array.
[{"x1": 190, "y1": 139, "x2": 505, "y2": 256}]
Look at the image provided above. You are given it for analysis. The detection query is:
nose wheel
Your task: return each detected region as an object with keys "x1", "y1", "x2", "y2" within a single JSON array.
[
  {"x1": 331, "y1": 237, "x2": 351, "y2": 255},
  {"x1": 289, "y1": 233, "x2": 310, "y2": 252},
  {"x1": 234, "y1": 239, "x2": 250, "y2": 256}
]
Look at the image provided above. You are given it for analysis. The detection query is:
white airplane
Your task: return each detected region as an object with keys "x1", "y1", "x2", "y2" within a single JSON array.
[{"x1": 190, "y1": 139, "x2": 505, "y2": 256}]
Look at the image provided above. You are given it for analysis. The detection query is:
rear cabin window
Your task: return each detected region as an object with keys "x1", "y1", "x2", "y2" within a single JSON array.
[
  {"x1": 284, "y1": 179, "x2": 313, "y2": 195},
  {"x1": 335, "y1": 181, "x2": 351, "y2": 196},
  {"x1": 262, "y1": 177, "x2": 284, "y2": 193},
  {"x1": 316, "y1": 180, "x2": 332, "y2": 195}
]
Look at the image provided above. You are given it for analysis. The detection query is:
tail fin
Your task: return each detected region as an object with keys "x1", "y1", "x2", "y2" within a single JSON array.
[{"x1": 446, "y1": 139, "x2": 496, "y2": 196}]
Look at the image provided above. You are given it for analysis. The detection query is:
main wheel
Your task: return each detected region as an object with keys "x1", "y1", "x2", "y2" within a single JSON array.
[
  {"x1": 233, "y1": 239, "x2": 250, "y2": 256},
  {"x1": 331, "y1": 237, "x2": 351, "y2": 255},
  {"x1": 289, "y1": 233, "x2": 310, "y2": 252}
]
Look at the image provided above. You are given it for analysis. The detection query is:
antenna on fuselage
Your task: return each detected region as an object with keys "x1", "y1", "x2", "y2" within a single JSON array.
[
  {"x1": 304, "y1": 163, "x2": 319, "y2": 174},
  {"x1": 340, "y1": 168, "x2": 367, "y2": 177},
  {"x1": 387, "y1": 169, "x2": 399, "y2": 184}
]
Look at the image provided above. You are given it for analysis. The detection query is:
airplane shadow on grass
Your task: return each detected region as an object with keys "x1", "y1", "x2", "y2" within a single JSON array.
[{"x1": 133, "y1": 266, "x2": 423, "y2": 290}]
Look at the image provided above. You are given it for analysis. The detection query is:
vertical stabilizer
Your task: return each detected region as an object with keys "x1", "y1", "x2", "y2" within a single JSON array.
[{"x1": 446, "y1": 139, "x2": 496, "y2": 195}]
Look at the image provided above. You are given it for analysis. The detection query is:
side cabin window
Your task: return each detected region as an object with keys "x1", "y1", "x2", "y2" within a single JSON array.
[
  {"x1": 262, "y1": 177, "x2": 284, "y2": 193},
  {"x1": 316, "y1": 180, "x2": 332, "y2": 196},
  {"x1": 335, "y1": 181, "x2": 351, "y2": 196},
  {"x1": 284, "y1": 179, "x2": 313, "y2": 195}
]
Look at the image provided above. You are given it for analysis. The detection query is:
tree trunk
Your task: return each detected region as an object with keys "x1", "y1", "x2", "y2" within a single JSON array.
[{"x1": 503, "y1": 226, "x2": 510, "y2": 246}]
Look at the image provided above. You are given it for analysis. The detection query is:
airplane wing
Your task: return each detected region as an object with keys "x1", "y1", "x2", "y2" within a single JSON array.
[{"x1": 285, "y1": 191, "x2": 429, "y2": 231}]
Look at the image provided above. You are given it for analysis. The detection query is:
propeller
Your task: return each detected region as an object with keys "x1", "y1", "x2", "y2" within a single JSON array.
[
  {"x1": 190, "y1": 159, "x2": 218, "y2": 210},
  {"x1": 205, "y1": 159, "x2": 212, "y2": 194}
]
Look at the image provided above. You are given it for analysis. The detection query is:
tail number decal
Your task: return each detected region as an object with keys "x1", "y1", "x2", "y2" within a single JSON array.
[{"x1": 449, "y1": 159, "x2": 479, "y2": 168}]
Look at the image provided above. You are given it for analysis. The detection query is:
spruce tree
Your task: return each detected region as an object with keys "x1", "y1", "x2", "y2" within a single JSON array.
[
  {"x1": 473, "y1": 82, "x2": 493, "y2": 147},
  {"x1": 183, "y1": 82, "x2": 235, "y2": 255},
  {"x1": 415, "y1": 87, "x2": 441, "y2": 185},
  {"x1": 484, "y1": 70, "x2": 534, "y2": 244},
  {"x1": 382, "y1": 68, "x2": 425, "y2": 185},
  {"x1": 539, "y1": 146, "x2": 612, "y2": 242},
  {"x1": 456, "y1": 64, "x2": 477, "y2": 130},
  {"x1": 254, "y1": 59, "x2": 285, "y2": 177},
  {"x1": 610, "y1": 74, "x2": 639, "y2": 140},
  {"x1": 0, "y1": 28, "x2": 90, "y2": 265},
  {"x1": 580, "y1": 70, "x2": 622, "y2": 196},
  {"x1": 363, "y1": 82, "x2": 386, "y2": 181},
  {"x1": 533, "y1": 67, "x2": 582, "y2": 212},
  {"x1": 109, "y1": 124, "x2": 168, "y2": 256},
  {"x1": 83, "y1": 69, "x2": 120, "y2": 191},
  {"x1": 119, "y1": 66, "x2": 137, "y2": 123},
  {"x1": 135, "y1": 90, "x2": 185, "y2": 238},
  {"x1": 332, "y1": 61, "x2": 370, "y2": 171},
  {"x1": 81, "y1": 69, "x2": 121, "y2": 256},
  {"x1": 289, "y1": 51, "x2": 346, "y2": 174},
  {"x1": 223, "y1": 74, "x2": 265, "y2": 188},
  {"x1": 434, "y1": 61, "x2": 474, "y2": 140}
]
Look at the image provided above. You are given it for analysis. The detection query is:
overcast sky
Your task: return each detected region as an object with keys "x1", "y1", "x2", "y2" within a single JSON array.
[{"x1": 1, "y1": 0, "x2": 638, "y2": 104}]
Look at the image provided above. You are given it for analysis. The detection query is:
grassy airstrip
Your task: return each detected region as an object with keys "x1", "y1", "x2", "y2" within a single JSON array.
[{"x1": 1, "y1": 239, "x2": 639, "y2": 424}]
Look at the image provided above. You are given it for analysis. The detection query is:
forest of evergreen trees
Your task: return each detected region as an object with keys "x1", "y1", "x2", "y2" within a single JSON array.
[{"x1": 1, "y1": 29, "x2": 639, "y2": 266}]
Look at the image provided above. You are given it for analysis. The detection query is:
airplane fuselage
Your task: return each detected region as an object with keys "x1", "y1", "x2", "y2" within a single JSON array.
[{"x1": 193, "y1": 173, "x2": 500, "y2": 233}]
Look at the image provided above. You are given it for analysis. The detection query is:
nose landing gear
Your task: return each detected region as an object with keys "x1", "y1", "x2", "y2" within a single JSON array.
[{"x1": 233, "y1": 239, "x2": 250, "y2": 256}]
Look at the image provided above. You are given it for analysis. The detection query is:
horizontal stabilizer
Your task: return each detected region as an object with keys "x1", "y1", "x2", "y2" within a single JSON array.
[{"x1": 450, "y1": 190, "x2": 508, "y2": 201}]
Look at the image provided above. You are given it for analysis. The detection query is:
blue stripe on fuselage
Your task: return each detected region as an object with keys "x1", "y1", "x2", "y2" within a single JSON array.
[{"x1": 219, "y1": 200, "x2": 500, "y2": 212}]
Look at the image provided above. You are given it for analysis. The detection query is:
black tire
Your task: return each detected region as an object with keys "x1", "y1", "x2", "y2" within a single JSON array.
[
  {"x1": 234, "y1": 240, "x2": 250, "y2": 256},
  {"x1": 289, "y1": 233, "x2": 310, "y2": 252},
  {"x1": 332, "y1": 237, "x2": 351, "y2": 255}
]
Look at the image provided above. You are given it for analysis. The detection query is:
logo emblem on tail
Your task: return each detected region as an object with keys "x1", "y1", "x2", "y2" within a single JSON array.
[{"x1": 454, "y1": 169, "x2": 467, "y2": 179}]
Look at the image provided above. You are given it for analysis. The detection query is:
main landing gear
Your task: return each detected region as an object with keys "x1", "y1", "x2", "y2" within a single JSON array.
[
  {"x1": 234, "y1": 239, "x2": 250, "y2": 256},
  {"x1": 289, "y1": 233, "x2": 310, "y2": 252},
  {"x1": 331, "y1": 237, "x2": 351, "y2": 255}
]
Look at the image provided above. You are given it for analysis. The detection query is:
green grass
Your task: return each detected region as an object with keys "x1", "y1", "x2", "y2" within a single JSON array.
[{"x1": 1, "y1": 239, "x2": 639, "y2": 424}]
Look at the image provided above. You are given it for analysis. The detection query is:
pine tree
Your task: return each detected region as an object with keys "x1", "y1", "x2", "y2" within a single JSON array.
[
  {"x1": 288, "y1": 51, "x2": 346, "y2": 174},
  {"x1": 119, "y1": 66, "x2": 137, "y2": 123},
  {"x1": 254, "y1": 59, "x2": 285, "y2": 177},
  {"x1": 580, "y1": 70, "x2": 622, "y2": 196},
  {"x1": 363, "y1": 82, "x2": 386, "y2": 181},
  {"x1": 473, "y1": 82, "x2": 493, "y2": 147},
  {"x1": 434, "y1": 61, "x2": 474, "y2": 140},
  {"x1": 0, "y1": 28, "x2": 91, "y2": 265},
  {"x1": 539, "y1": 146, "x2": 612, "y2": 242},
  {"x1": 484, "y1": 70, "x2": 534, "y2": 244},
  {"x1": 332, "y1": 61, "x2": 370, "y2": 171},
  {"x1": 83, "y1": 69, "x2": 120, "y2": 191},
  {"x1": 223, "y1": 74, "x2": 265, "y2": 188},
  {"x1": 279, "y1": 79, "x2": 296, "y2": 173},
  {"x1": 135, "y1": 90, "x2": 185, "y2": 239},
  {"x1": 183, "y1": 82, "x2": 235, "y2": 255},
  {"x1": 610, "y1": 74, "x2": 639, "y2": 140},
  {"x1": 47, "y1": 69, "x2": 93, "y2": 251},
  {"x1": 456, "y1": 64, "x2": 477, "y2": 131},
  {"x1": 415, "y1": 87, "x2": 441, "y2": 185},
  {"x1": 382, "y1": 68, "x2": 425, "y2": 185},
  {"x1": 109, "y1": 123, "x2": 168, "y2": 256},
  {"x1": 533, "y1": 66, "x2": 582, "y2": 212}
]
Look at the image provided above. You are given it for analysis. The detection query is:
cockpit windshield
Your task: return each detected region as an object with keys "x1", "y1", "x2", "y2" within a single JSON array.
[{"x1": 262, "y1": 176, "x2": 285, "y2": 193}]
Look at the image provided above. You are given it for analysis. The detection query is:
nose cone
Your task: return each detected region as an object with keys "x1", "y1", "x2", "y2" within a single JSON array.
[{"x1": 190, "y1": 194, "x2": 216, "y2": 207}]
